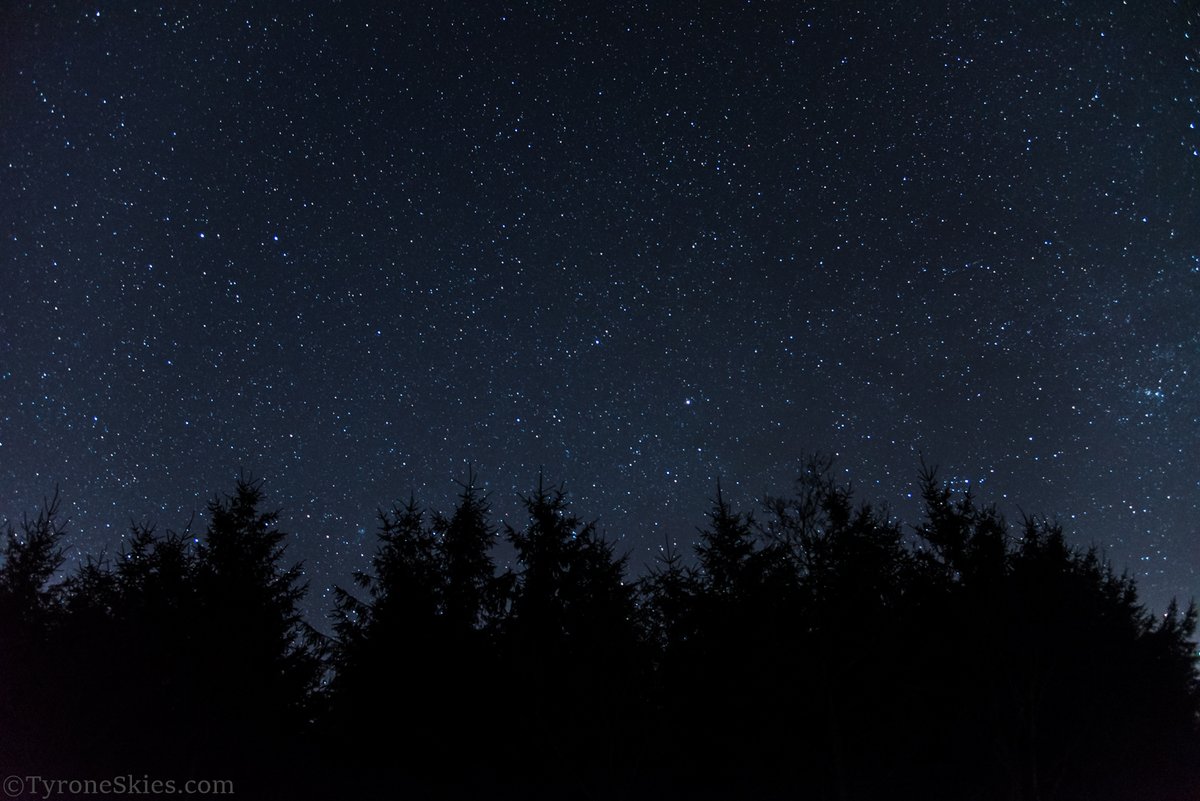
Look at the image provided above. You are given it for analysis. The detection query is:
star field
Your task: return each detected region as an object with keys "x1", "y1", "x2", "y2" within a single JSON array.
[{"x1": 2, "y1": 1, "x2": 1198, "y2": 616}]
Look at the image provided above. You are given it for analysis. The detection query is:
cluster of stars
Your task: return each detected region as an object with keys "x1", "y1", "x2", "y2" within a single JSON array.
[{"x1": 1, "y1": 1, "x2": 1197, "y2": 617}]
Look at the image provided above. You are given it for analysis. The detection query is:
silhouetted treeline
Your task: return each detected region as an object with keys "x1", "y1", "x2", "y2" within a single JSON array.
[{"x1": 0, "y1": 460, "x2": 1196, "y2": 800}]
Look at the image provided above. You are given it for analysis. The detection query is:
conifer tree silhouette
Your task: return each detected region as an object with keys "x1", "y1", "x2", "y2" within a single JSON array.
[
  {"x1": 330, "y1": 494, "x2": 440, "y2": 674},
  {"x1": 0, "y1": 465, "x2": 1195, "y2": 800},
  {"x1": 326, "y1": 495, "x2": 441, "y2": 790},
  {"x1": 0, "y1": 490, "x2": 67, "y2": 773},
  {"x1": 62, "y1": 524, "x2": 205, "y2": 774},
  {"x1": 695, "y1": 480, "x2": 759, "y2": 600},
  {"x1": 427, "y1": 470, "x2": 507, "y2": 787},
  {"x1": 39, "y1": 480, "x2": 320, "y2": 788},
  {"x1": 433, "y1": 467, "x2": 499, "y2": 631},
  {"x1": 653, "y1": 482, "x2": 776, "y2": 796},
  {"x1": 190, "y1": 476, "x2": 320, "y2": 786},
  {"x1": 906, "y1": 466, "x2": 1200, "y2": 801},
  {"x1": 504, "y1": 476, "x2": 637, "y2": 659},
  {"x1": 500, "y1": 475, "x2": 642, "y2": 794},
  {"x1": 327, "y1": 474, "x2": 506, "y2": 795},
  {"x1": 0, "y1": 489, "x2": 66, "y2": 622},
  {"x1": 639, "y1": 536, "x2": 700, "y2": 656}
]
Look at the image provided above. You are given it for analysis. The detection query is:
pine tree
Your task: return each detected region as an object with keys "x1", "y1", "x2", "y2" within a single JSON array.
[
  {"x1": 432, "y1": 468, "x2": 498, "y2": 632},
  {"x1": 192, "y1": 477, "x2": 320, "y2": 783},
  {"x1": 0, "y1": 489, "x2": 66, "y2": 626},
  {"x1": 639, "y1": 537, "x2": 700, "y2": 654},
  {"x1": 694, "y1": 481, "x2": 758, "y2": 600},
  {"x1": 501, "y1": 476, "x2": 642, "y2": 792},
  {"x1": 0, "y1": 490, "x2": 67, "y2": 773}
]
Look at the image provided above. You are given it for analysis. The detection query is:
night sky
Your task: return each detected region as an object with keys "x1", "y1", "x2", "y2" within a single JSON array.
[{"x1": 3, "y1": 1, "x2": 1198, "y2": 617}]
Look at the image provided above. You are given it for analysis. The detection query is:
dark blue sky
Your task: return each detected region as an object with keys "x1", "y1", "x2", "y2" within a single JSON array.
[{"x1": 3, "y1": 1, "x2": 1198, "y2": 616}]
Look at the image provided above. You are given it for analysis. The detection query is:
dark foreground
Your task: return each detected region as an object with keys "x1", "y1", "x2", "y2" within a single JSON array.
[{"x1": 1, "y1": 462, "x2": 1196, "y2": 800}]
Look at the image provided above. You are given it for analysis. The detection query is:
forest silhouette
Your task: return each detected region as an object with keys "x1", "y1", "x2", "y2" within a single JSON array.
[{"x1": 0, "y1": 458, "x2": 1196, "y2": 800}]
